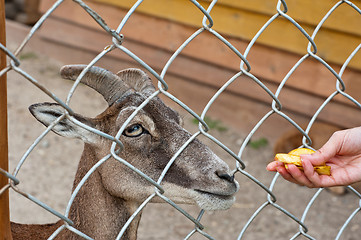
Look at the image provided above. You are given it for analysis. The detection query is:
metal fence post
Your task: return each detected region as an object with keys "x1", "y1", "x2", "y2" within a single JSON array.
[{"x1": 0, "y1": 0, "x2": 12, "y2": 238}]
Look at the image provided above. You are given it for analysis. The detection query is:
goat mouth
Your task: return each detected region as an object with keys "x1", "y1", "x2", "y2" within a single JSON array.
[
  {"x1": 194, "y1": 189, "x2": 235, "y2": 200},
  {"x1": 193, "y1": 189, "x2": 236, "y2": 210}
]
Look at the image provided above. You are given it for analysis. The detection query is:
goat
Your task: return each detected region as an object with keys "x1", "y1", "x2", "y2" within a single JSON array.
[{"x1": 10, "y1": 65, "x2": 239, "y2": 240}]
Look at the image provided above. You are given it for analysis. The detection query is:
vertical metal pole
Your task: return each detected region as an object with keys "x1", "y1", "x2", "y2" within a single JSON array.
[{"x1": 0, "y1": 0, "x2": 12, "y2": 239}]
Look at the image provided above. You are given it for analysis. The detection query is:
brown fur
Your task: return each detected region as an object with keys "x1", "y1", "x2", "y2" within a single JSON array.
[{"x1": 11, "y1": 221, "x2": 63, "y2": 240}]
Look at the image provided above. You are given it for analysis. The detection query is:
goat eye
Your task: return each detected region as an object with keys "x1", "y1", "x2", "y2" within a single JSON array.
[{"x1": 123, "y1": 124, "x2": 145, "y2": 137}]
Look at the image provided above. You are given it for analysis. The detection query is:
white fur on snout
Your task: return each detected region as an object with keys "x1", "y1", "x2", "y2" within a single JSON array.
[{"x1": 170, "y1": 133, "x2": 239, "y2": 210}]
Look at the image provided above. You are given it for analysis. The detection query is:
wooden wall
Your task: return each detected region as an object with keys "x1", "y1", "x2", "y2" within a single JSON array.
[
  {"x1": 92, "y1": 0, "x2": 361, "y2": 71},
  {"x1": 35, "y1": 0, "x2": 361, "y2": 133}
]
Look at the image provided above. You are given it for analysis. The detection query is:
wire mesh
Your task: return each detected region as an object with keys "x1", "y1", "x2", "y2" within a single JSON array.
[{"x1": 1, "y1": 0, "x2": 361, "y2": 239}]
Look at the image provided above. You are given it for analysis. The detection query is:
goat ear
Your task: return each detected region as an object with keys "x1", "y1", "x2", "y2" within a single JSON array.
[{"x1": 29, "y1": 103, "x2": 98, "y2": 144}]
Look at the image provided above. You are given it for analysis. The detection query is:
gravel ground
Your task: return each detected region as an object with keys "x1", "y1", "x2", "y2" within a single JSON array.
[{"x1": 6, "y1": 48, "x2": 361, "y2": 240}]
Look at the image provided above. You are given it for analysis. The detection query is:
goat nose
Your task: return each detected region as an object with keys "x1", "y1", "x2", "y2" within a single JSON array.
[{"x1": 216, "y1": 170, "x2": 235, "y2": 183}]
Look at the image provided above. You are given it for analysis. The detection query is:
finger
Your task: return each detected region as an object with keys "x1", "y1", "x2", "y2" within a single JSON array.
[
  {"x1": 302, "y1": 158, "x2": 338, "y2": 187},
  {"x1": 267, "y1": 161, "x2": 284, "y2": 171},
  {"x1": 276, "y1": 165, "x2": 314, "y2": 186},
  {"x1": 285, "y1": 164, "x2": 316, "y2": 187},
  {"x1": 276, "y1": 165, "x2": 300, "y2": 185},
  {"x1": 301, "y1": 158, "x2": 323, "y2": 187}
]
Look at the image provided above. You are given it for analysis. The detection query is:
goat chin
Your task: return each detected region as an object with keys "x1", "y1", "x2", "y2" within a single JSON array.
[
  {"x1": 153, "y1": 192, "x2": 236, "y2": 211},
  {"x1": 193, "y1": 191, "x2": 236, "y2": 211},
  {"x1": 149, "y1": 184, "x2": 238, "y2": 211}
]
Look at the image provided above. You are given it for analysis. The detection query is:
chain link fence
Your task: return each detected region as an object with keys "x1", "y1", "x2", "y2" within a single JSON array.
[{"x1": 1, "y1": 0, "x2": 361, "y2": 239}]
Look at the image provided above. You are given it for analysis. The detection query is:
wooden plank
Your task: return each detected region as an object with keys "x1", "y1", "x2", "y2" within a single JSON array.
[
  {"x1": 211, "y1": 0, "x2": 361, "y2": 37},
  {"x1": 35, "y1": 17, "x2": 361, "y2": 129},
  {"x1": 92, "y1": 0, "x2": 361, "y2": 37},
  {"x1": 39, "y1": 0, "x2": 361, "y2": 104},
  {"x1": 87, "y1": 0, "x2": 361, "y2": 70},
  {"x1": 0, "y1": 0, "x2": 12, "y2": 238}
]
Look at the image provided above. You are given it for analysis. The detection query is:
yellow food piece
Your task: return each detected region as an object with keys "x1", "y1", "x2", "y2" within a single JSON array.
[
  {"x1": 313, "y1": 165, "x2": 331, "y2": 175},
  {"x1": 275, "y1": 148, "x2": 331, "y2": 175},
  {"x1": 284, "y1": 165, "x2": 331, "y2": 175},
  {"x1": 288, "y1": 148, "x2": 315, "y2": 156},
  {"x1": 275, "y1": 153, "x2": 302, "y2": 166}
]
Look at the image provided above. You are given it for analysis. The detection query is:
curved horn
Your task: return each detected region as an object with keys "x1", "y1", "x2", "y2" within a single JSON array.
[
  {"x1": 116, "y1": 68, "x2": 156, "y2": 97},
  {"x1": 60, "y1": 65, "x2": 156, "y2": 105},
  {"x1": 60, "y1": 65, "x2": 132, "y2": 106}
]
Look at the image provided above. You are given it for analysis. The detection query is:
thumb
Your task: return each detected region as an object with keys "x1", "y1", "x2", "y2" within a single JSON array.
[
  {"x1": 301, "y1": 150, "x2": 329, "y2": 165},
  {"x1": 302, "y1": 133, "x2": 340, "y2": 165}
]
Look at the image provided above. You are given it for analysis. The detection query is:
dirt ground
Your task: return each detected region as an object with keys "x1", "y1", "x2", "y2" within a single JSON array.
[{"x1": 5, "y1": 36, "x2": 361, "y2": 240}]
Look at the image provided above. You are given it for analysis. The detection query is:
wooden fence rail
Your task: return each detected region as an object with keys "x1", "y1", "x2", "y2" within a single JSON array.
[{"x1": 0, "y1": 0, "x2": 12, "y2": 238}]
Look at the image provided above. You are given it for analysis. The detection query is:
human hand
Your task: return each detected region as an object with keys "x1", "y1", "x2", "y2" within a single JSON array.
[{"x1": 267, "y1": 127, "x2": 361, "y2": 188}]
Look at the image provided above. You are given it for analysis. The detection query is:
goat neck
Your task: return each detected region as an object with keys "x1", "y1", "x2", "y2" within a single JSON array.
[{"x1": 63, "y1": 145, "x2": 141, "y2": 240}]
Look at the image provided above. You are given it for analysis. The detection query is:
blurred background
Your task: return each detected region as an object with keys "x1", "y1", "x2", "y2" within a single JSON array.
[{"x1": 4, "y1": 0, "x2": 361, "y2": 239}]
